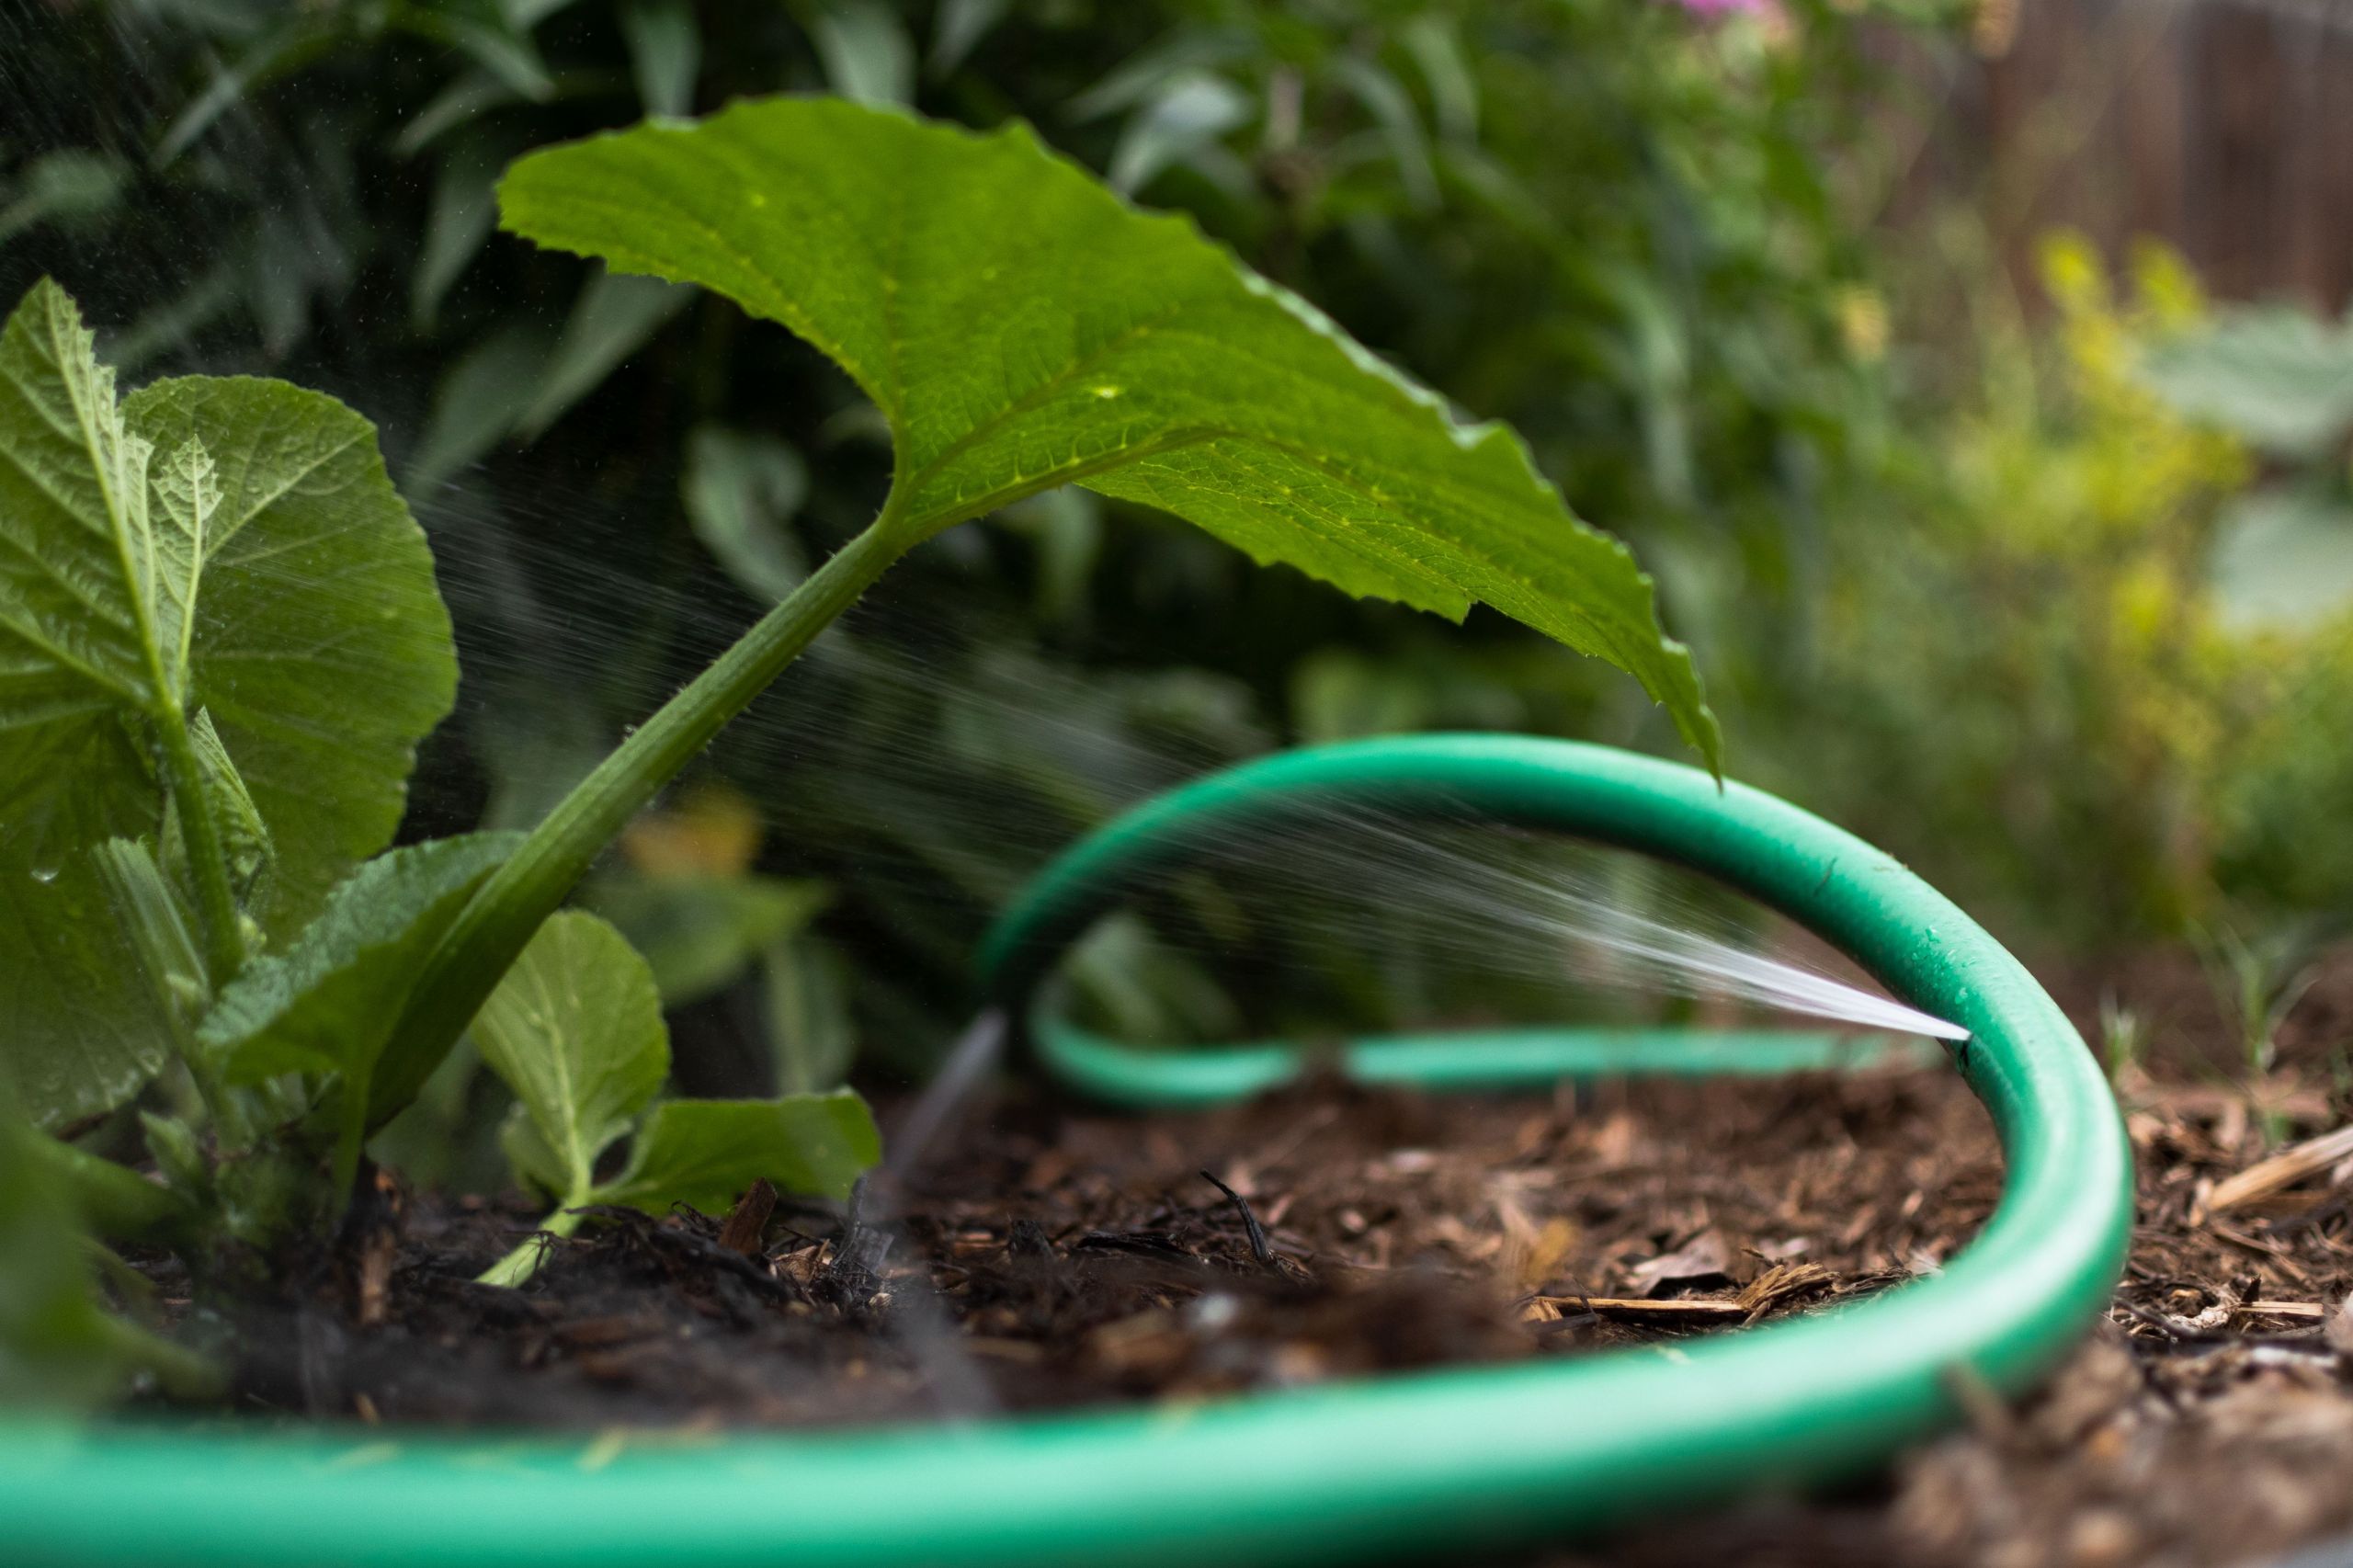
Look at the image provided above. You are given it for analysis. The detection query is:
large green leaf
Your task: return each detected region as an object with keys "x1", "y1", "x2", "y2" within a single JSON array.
[
  {"x1": 200, "y1": 834, "x2": 520, "y2": 1086},
  {"x1": 597, "y1": 1090, "x2": 880, "y2": 1210},
  {"x1": 472, "y1": 910, "x2": 666, "y2": 1202},
  {"x1": 0, "y1": 281, "x2": 459, "y2": 1128},
  {"x1": 497, "y1": 97, "x2": 1718, "y2": 769},
  {"x1": 682, "y1": 425, "x2": 810, "y2": 603}
]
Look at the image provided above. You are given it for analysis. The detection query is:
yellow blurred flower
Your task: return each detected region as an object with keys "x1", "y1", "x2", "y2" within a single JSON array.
[{"x1": 620, "y1": 781, "x2": 765, "y2": 878}]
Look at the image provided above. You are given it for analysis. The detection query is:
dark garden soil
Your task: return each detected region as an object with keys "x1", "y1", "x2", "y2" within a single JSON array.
[{"x1": 153, "y1": 945, "x2": 2353, "y2": 1568}]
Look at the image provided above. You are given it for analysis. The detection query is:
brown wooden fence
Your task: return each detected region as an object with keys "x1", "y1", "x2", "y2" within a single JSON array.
[{"x1": 1955, "y1": 0, "x2": 2353, "y2": 308}]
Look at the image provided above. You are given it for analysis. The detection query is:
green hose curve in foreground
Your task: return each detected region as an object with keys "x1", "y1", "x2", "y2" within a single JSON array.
[{"x1": 2, "y1": 735, "x2": 2131, "y2": 1568}]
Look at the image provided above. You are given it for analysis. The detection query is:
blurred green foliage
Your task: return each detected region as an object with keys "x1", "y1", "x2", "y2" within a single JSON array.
[
  {"x1": 2133, "y1": 290, "x2": 2353, "y2": 928},
  {"x1": 1776, "y1": 233, "x2": 2353, "y2": 946},
  {"x1": 6, "y1": 0, "x2": 2346, "y2": 1097}
]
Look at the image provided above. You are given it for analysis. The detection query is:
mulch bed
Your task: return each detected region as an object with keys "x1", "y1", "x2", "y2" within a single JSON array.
[{"x1": 150, "y1": 945, "x2": 2353, "y2": 1567}]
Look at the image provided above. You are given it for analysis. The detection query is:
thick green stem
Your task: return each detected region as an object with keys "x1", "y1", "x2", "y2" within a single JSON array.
[
  {"x1": 369, "y1": 510, "x2": 915, "y2": 1128},
  {"x1": 477, "y1": 1200, "x2": 588, "y2": 1289},
  {"x1": 153, "y1": 704, "x2": 245, "y2": 986}
]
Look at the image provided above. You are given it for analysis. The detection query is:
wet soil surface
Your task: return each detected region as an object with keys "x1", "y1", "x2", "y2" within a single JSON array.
[{"x1": 165, "y1": 945, "x2": 2353, "y2": 1567}]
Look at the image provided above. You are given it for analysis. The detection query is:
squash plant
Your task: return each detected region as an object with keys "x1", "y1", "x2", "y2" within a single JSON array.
[
  {"x1": 0, "y1": 277, "x2": 878, "y2": 1288},
  {"x1": 0, "y1": 96, "x2": 1712, "y2": 1397}
]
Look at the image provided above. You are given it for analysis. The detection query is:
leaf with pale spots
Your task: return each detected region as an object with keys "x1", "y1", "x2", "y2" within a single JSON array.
[{"x1": 472, "y1": 910, "x2": 667, "y2": 1203}]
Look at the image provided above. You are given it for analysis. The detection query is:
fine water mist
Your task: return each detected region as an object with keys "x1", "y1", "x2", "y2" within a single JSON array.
[
  {"x1": 1, "y1": 0, "x2": 1968, "y2": 1079},
  {"x1": 1164, "y1": 807, "x2": 1971, "y2": 1042},
  {"x1": 0, "y1": 8, "x2": 1962, "y2": 1064},
  {"x1": 404, "y1": 509, "x2": 1968, "y2": 1054}
]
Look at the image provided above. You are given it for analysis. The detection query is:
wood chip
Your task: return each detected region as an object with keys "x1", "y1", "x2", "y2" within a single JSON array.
[
  {"x1": 2235, "y1": 1300, "x2": 2327, "y2": 1320},
  {"x1": 716, "y1": 1177, "x2": 778, "y2": 1256},
  {"x1": 1625, "y1": 1230, "x2": 1733, "y2": 1296},
  {"x1": 1738, "y1": 1260, "x2": 1837, "y2": 1314},
  {"x1": 2207, "y1": 1123, "x2": 2353, "y2": 1214},
  {"x1": 1531, "y1": 1293, "x2": 1748, "y2": 1322},
  {"x1": 356, "y1": 1228, "x2": 394, "y2": 1328},
  {"x1": 1530, "y1": 1261, "x2": 1837, "y2": 1326},
  {"x1": 2328, "y1": 1295, "x2": 2353, "y2": 1358}
]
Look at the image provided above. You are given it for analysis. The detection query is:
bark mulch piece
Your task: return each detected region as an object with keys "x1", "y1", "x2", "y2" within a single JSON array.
[{"x1": 212, "y1": 1063, "x2": 1993, "y2": 1432}]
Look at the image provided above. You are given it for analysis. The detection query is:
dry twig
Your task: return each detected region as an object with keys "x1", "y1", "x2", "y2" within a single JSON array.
[{"x1": 2207, "y1": 1123, "x2": 2353, "y2": 1215}]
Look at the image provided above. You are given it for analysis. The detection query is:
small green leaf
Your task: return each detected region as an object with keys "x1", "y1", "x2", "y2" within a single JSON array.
[
  {"x1": 1108, "y1": 72, "x2": 1252, "y2": 196},
  {"x1": 682, "y1": 426, "x2": 810, "y2": 602},
  {"x1": 153, "y1": 14, "x2": 340, "y2": 167},
  {"x1": 138, "y1": 1109, "x2": 208, "y2": 1196},
  {"x1": 397, "y1": 71, "x2": 527, "y2": 160},
  {"x1": 1327, "y1": 57, "x2": 1437, "y2": 210},
  {"x1": 472, "y1": 911, "x2": 667, "y2": 1202},
  {"x1": 392, "y1": 6, "x2": 556, "y2": 103},
  {"x1": 497, "y1": 1110, "x2": 569, "y2": 1208},
  {"x1": 996, "y1": 484, "x2": 1103, "y2": 622},
  {"x1": 161, "y1": 710, "x2": 274, "y2": 903},
  {"x1": 406, "y1": 321, "x2": 551, "y2": 492},
  {"x1": 90, "y1": 839, "x2": 208, "y2": 1044},
  {"x1": 413, "y1": 131, "x2": 527, "y2": 330},
  {"x1": 805, "y1": 1, "x2": 914, "y2": 108},
  {"x1": 620, "y1": 0, "x2": 700, "y2": 119},
  {"x1": 1400, "y1": 18, "x2": 1479, "y2": 144},
  {"x1": 515, "y1": 267, "x2": 691, "y2": 440},
  {"x1": 595, "y1": 1089, "x2": 880, "y2": 1210},
  {"x1": 1069, "y1": 30, "x2": 1251, "y2": 122},
  {"x1": 927, "y1": 0, "x2": 1007, "y2": 79},
  {"x1": 760, "y1": 932, "x2": 857, "y2": 1094},
  {"x1": 200, "y1": 835, "x2": 520, "y2": 1085},
  {"x1": 0, "y1": 151, "x2": 128, "y2": 247},
  {"x1": 496, "y1": 98, "x2": 1718, "y2": 769}
]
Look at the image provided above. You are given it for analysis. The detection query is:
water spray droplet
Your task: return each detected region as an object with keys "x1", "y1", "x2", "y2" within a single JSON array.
[{"x1": 1181, "y1": 811, "x2": 1972, "y2": 1042}]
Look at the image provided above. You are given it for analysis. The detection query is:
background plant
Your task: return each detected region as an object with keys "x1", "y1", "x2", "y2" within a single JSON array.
[
  {"x1": 7, "y1": 0, "x2": 2347, "y2": 1121},
  {"x1": 4, "y1": 0, "x2": 1951, "y2": 1095},
  {"x1": 1768, "y1": 231, "x2": 2353, "y2": 951},
  {"x1": 0, "y1": 278, "x2": 884, "y2": 1329},
  {"x1": 0, "y1": 65, "x2": 1728, "y2": 1385}
]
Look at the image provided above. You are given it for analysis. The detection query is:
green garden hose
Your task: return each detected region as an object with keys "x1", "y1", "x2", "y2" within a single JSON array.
[{"x1": 1, "y1": 734, "x2": 2131, "y2": 1568}]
